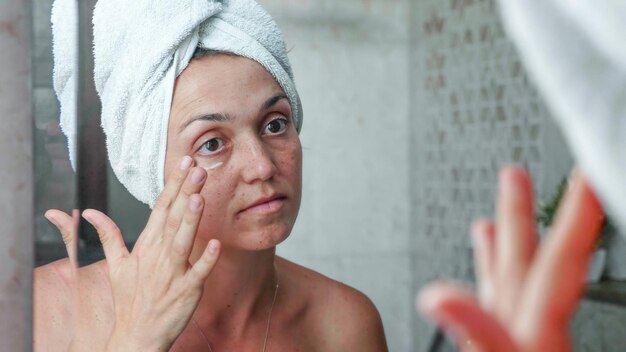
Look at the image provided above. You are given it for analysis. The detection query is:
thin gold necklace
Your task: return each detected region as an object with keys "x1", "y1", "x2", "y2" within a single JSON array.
[{"x1": 191, "y1": 268, "x2": 280, "y2": 352}]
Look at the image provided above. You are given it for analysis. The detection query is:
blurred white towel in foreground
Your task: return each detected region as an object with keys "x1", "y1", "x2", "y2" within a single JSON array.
[{"x1": 498, "y1": 0, "x2": 626, "y2": 232}]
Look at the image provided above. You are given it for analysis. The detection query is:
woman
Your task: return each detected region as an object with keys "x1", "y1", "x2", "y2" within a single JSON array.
[{"x1": 34, "y1": 1, "x2": 388, "y2": 351}]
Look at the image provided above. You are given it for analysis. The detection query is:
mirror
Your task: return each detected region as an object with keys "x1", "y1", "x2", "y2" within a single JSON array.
[{"x1": 31, "y1": 1, "x2": 626, "y2": 351}]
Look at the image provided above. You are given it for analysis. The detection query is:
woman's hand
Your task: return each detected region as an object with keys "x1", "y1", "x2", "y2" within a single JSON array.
[
  {"x1": 418, "y1": 166, "x2": 604, "y2": 352},
  {"x1": 44, "y1": 209, "x2": 80, "y2": 266},
  {"x1": 48, "y1": 156, "x2": 222, "y2": 351}
]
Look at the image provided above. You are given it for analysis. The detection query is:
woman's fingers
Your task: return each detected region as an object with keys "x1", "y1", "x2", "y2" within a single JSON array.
[
  {"x1": 418, "y1": 282, "x2": 519, "y2": 352},
  {"x1": 139, "y1": 156, "x2": 195, "y2": 247},
  {"x1": 494, "y1": 167, "x2": 539, "y2": 321},
  {"x1": 171, "y1": 194, "x2": 205, "y2": 265},
  {"x1": 186, "y1": 239, "x2": 221, "y2": 286},
  {"x1": 164, "y1": 167, "x2": 207, "y2": 243},
  {"x1": 44, "y1": 209, "x2": 79, "y2": 264},
  {"x1": 471, "y1": 219, "x2": 496, "y2": 308},
  {"x1": 82, "y1": 209, "x2": 129, "y2": 267},
  {"x1": 515, "y1": 170, "x2": 603, "y2": 345}
]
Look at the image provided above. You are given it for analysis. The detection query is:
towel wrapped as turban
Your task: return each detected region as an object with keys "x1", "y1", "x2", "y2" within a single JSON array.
[{"x1": 52, "y1": 0, "x2": 303, "y2": 207}]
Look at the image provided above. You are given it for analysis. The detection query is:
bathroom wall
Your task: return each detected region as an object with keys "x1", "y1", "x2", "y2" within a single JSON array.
[{"x1": 0, "y1": 0, "x2": 32, "y2": 349}]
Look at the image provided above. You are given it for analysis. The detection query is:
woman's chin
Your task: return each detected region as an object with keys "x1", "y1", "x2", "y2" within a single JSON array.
[{"x1": 222, "y1": 224, "x2": 293, "y2": 251}]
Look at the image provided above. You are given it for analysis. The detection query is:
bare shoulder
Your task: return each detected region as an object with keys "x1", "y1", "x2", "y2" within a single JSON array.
[
  {"x1": 276, "y1": 257, "x2": 388, "y2": 352},
  {"x1": 34, "y1": 259, "x2": 113, "y2": 351},
  {"x1": 34, "y1": 258, "x2": 76, "y2": 317},
  {"x1": 33, "y1": 259, "x2": 76, "y2": 351}
]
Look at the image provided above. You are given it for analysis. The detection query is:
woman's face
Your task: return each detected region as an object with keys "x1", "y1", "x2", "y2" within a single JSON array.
[{"x1": 164, "y1": 54, "x2": 302, "y2": 251}]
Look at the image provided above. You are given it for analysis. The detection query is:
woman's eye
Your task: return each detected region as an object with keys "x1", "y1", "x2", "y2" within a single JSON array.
[
  {"x1": 198, "y1": 138, "x2": 224, "y2": 155},
  {"x1": 264, "y1": 118, "x2": 288, "y2": 135}
]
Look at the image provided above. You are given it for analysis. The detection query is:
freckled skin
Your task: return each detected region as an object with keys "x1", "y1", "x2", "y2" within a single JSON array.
[{"x1": 165, "y1": 54, "x2": 302, "y2": 251}]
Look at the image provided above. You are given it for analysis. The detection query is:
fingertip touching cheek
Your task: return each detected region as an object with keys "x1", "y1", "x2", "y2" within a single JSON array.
[{"x1": 163, "y1": 53, "x2": 303, "y2": 250}]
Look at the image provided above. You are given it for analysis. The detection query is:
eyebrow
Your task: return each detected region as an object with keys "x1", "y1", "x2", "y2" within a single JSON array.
[
  {"x1": 179, "y1": 94, "x2": 289, "y2": 133},
  {"x1": 179, "y1": 112, "x2": 231, "y2": 133},
  {"x1": 262, "y1": 94, "x2": 288, "y2": 112}
]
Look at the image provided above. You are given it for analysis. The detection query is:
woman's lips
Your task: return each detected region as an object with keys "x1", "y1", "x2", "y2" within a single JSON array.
[{"x1": 240, "y1": 196, "x2": 286, "y2": 214}]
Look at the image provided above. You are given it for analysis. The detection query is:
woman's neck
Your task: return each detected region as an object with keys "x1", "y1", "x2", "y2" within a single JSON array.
[{"x1": 188, "y1": 239, "x2": 279, "y2": 336}]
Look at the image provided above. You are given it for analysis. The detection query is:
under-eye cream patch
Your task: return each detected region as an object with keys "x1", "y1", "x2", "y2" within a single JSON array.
[{"x1": 204, "y1": 162, "x2": 224, "y2": 171}]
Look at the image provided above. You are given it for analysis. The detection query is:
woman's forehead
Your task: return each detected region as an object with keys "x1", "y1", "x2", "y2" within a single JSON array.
[
  {"x1": 177, "y1": 54, "x2": 281, "y2": 94},
  {"x1": 170, "y1": 54, "x2": 286, "y2": 127}
]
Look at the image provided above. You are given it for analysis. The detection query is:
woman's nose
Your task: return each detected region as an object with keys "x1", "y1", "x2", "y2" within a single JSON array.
[{"x1": 237, "y1": 138, "x2": 277, "y2": 184}]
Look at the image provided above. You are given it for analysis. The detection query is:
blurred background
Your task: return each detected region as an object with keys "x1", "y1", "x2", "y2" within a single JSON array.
[{"x1": 29, "y1": 0, "x2": 626, "y2": 350}]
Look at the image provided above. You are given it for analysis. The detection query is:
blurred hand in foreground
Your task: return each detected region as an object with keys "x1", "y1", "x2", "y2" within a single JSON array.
[{"x1": 418, "y1": 166, "x2": 604, "y2": 352}]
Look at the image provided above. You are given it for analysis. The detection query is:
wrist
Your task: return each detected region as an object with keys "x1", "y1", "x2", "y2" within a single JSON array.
[{"x1": 107, "y1": 329, "x2": 170, "y2": 352}]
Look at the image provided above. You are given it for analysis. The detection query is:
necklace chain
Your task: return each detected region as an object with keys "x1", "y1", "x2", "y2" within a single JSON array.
[{"x1": 191, "y1": 267, "x2": 280, "y2": 352}]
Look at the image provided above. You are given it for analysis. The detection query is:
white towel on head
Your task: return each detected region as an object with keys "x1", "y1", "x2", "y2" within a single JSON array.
[
  {"x1": 51, "y1": 0, "x2": 78, "y2": 166},
  {"x1": 52, "y1": 0, "x2": 303, "y2": 207},
  {"x1": 498, "y1": 0, "x2": 626, "y2": 233}
]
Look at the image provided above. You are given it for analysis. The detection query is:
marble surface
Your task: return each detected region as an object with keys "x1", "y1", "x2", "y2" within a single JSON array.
[{"x1": 0, "y1": 0, "x2": 33, "y2": 350}]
